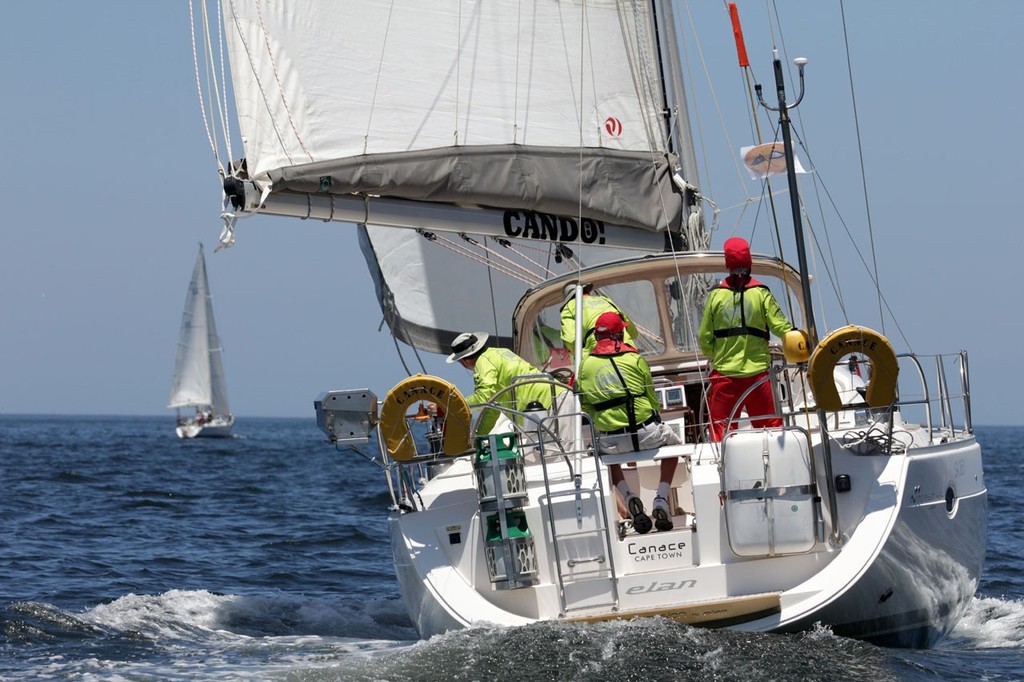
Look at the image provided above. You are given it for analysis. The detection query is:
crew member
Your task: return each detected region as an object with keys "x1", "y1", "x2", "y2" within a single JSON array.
[
  {"x1": 698, "y1": 237, "x2": 796, "y2": 441},
  {"x1": 560, "y1": 282, "x2": 638, "y2": 360},
  {"x1": 437, "y1": 332, "x2": 568, "y2": 441},
  {"x1": 578, "y1": 312, "x2": 681, "y2": 533}
]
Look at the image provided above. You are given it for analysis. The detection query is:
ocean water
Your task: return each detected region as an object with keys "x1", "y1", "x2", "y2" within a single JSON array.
[{"x1": 0, "y1": 415, "x2": 1020, "y2": 681}]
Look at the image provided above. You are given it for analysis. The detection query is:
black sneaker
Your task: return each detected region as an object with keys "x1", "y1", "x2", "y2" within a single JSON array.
[
  {"x1": 627, "y1": 495, "x2": 653, "y2": 534},
  {"x1": 652, "y1": 496, "x2": 674, "y2": 532}
]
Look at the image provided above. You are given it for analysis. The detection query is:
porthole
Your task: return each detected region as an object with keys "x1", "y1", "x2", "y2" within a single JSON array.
[{"x1": 945, "y1": 486, "x2": 958, "y2": 517}]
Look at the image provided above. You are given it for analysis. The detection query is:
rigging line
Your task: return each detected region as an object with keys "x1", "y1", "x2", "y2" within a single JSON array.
[
  {"x1": 200, "y1": 1, "x2": 225, "y2": 170},
  {"x1": 787, "y1": 147, "x2": 851, "y2": 328},
  {"x1": 635, "y1": 2, "x2": 669, "y2": 151},
  {"x1": 513, "y1": 0, "x2": 522, "y2": 145},
  {"x1": 609, "y1": 3, "x2": 660, "y2": 183},
  {"x1": 788, "y1": 127, "x2": 848, "y2": 325},
  {"x1": 254, "y1": 0, "x2": 314, "y2": 162},
  {"x1": 764, "y1": 1, "x2": 826, "y2": 330},
  {"x1": 462, "y1": 235, "x2": 561, "y2": 281},
  {"x1": 766, "y1": 1, "x2": 851, "y2": 337},
  {"x1": 216, "y1": 0, "x2": 233, "y2": 162},
  {"x1": 626, "y1": 1, "x2": 677, "y2": 234},
  {"x1": 653, "y1": 1, "x2": 691, "y2": 257},
  {"x1": 483, "y1": 237, "x2": 500, "y2": 340},
  {"x1": 405, "y1": 327, "x2": 429, "y2": 375},
  {"x1": 389, "y1": 329, "x2": 416, "y2": 377},
  {"x1": 573, "y1": 0, "x2": 586, "y2": 278},
  {"x1": 189, "y1": 0, "x2": 223, "y2": 175},
  {"x1": 225, "y1": 0, "x2": 295, "y2": 167},
  {"x1": 754, "y1": 123, "x2": 796, "y2": 318},
  {"x1": 364, "y1": 0, "x2": 397, "y2": 154},
  {"x1": 205, "y1": 0, "x2": 232, "y2": 170},
  {"x1": 503, "y1": 238, "x2": 583, "y2": 275},
  {"x1": 788, "y1": 135, "x2": 912, "y2": 348},
  {"x1": 446, "y1": 233, "x2": 545, "y2": 282},
  {"x1": 459, "y1": 235, "x2": 544, "y2": 280},
  {"x1": 680, "y1": 0, "x2": 750, "y2": 210},
  {"x1": 840, "y1": 0, "x2": 884, "y2": 333},
  {"x1": 455, "y1": 0, "x2": 462, "y2": 145},
  {"x1": 765, "y1": 0, "x2": 780, "y2": 52},
  {"x1": 726, "y1": 5, "x2": 792, "y2": 274},
  {"x1": 678, "y1": 2, "x2": 715, "y2": 223},
  {"x1": 423, "y1": 233, "x2": 541, "y2": 286}
]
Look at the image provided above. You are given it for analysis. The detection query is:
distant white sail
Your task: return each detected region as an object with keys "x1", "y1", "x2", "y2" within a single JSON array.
[{"x1": 168, "y1": 245, "x2": 231, "y2": 418}]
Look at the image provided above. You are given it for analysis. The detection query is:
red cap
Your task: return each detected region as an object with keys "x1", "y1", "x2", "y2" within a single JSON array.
[
  {"x1": 724, "y1": 237, "x2": 752, "y2": 272},
  {"x1": 594, "y1": 311, "x2": 625, "y2": 338}
]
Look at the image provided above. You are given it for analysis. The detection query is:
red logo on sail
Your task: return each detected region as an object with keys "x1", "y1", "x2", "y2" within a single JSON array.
[{"x1": 604, "y1": 116, "x2": 623, "y2": 137}]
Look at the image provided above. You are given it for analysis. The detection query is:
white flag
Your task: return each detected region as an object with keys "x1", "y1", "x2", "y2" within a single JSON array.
[{"x1": 741, "y1": 142, "x2": 806, "y2": 180}]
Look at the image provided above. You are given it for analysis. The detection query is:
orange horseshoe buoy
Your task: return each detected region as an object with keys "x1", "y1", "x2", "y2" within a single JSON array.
[
  {"x1": 379, "y1": 374, "x2": 472, "y2": 461},
  {"x1": 808, "y1": 325, "x2": 898, "y2": 411}
]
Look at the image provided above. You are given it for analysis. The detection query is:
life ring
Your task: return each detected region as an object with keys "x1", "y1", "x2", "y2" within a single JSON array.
[
  {"x1": 807, "y1": 325, "x2": 898, "y2": 411},
  {"x1": 379, "y1": 374, "x2": 472, "y2": 461}
]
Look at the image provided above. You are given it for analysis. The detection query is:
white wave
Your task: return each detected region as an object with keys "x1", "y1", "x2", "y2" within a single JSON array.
[
  {"x1": 950, "y1": 595, "x2": 1024, "y2": 649},
  {"x1": 81, "y1": 589, "x2": 417, "y2": 642}
]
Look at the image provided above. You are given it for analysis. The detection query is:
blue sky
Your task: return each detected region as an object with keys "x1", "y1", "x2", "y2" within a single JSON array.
[{"x1": 1, "y1": 1, "x2": 1020, "y2": 425}]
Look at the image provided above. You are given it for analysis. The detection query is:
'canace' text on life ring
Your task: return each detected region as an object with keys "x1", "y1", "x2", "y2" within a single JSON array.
[
  {"x1": 379, "y1": 374, "x2": 472, "y2": 461},
  {"x1": 807, "y1": 325, "x2": 899, "y2": 412}
]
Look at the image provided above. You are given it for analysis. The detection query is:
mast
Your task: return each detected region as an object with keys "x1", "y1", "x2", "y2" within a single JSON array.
[
  {"x1": 652, "y1": 0, "x2": 704, "y2": 249},
  {"x1": 756, "y1": 54, "x2": 842, "y2": 546},
  {"x1": 756, "y1": 54, "x2": 817, "y2": 345}
]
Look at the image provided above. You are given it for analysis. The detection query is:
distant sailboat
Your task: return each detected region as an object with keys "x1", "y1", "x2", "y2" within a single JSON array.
[{"x1": 168, "y1": 244, "x2": 233, "y2": 439}]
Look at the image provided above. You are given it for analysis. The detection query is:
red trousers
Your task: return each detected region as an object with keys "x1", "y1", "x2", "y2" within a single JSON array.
[{"x1": 708, "y1": 370, "x2": 781, "y2": 442}]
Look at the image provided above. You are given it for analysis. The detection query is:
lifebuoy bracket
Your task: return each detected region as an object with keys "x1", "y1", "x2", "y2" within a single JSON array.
[
  {"x1": 807, "y1": 325, "x2": 898, "y2": 412},
  {"x1": 379, "y1": 374, "x2": 473, "y2": 461}
]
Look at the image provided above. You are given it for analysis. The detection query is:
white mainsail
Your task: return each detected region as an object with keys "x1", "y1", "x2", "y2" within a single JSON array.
[
  {"x1": 210, "y1": 0, "x2": 702, "y2": 354},
  {"x1": 168, "y1": 244, "x2": 231, "y2": 418}
]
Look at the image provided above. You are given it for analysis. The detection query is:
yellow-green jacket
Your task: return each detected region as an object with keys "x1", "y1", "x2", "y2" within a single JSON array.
[
  {"x1": 578, "y1": 350, "x2": 658, "y2": 433},
  {"x1": 560, "y1": 294, "x2": 638, "y2": 358},
  {"x1": 465, "y1": 347, "x2": 558, "y2": 434},
  {"x1": 698, "y1": 279, "x2": 793, "y2": 377}
]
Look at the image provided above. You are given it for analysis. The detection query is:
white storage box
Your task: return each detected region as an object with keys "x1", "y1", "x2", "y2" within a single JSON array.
[{"x1": 722, "y1": 428, "x2": 816, "y2": 557}]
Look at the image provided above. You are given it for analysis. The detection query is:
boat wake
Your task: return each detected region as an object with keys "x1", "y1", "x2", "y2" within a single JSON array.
[
  {"x1": 89, "y1": 590, "x2": 418, "y2": 640},
  {"x1": 950, "y1": 595, "x2": 1024, "y2": 649},
  {"x1": 2, "y1": 591, "x2": 1021, "y2": 680}
]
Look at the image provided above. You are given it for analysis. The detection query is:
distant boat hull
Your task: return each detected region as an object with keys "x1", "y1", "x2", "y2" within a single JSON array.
[{"x1": 176, "y1": 416, "x2": 234, "y2": 439}]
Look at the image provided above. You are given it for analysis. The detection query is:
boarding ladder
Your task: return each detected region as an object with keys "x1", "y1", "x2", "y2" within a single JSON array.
[{"x1": 531, "y1": 409, "x2": 621, "y2": 618}]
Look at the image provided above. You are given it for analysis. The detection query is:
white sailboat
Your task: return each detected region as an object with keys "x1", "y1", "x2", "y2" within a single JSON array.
[
  {"x1": 192, "y1": 1, "x2": 985, "y2": 647},
  {"x1": 168, "y1": 244, "x2": 234, "y2": 439}
]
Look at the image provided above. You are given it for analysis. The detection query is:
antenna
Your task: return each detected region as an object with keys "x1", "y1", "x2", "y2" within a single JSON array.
[{"x1": 753, "y1": 55, "x2": 817, "y2": 346}]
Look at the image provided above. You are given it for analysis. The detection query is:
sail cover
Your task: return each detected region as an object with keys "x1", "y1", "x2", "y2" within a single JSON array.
[
  {"x1": 218, "y1": 0, "x2": 695, "y2": 354},
  {"x1": 221, "y1": 0, "x2": 683, "y2": 233}
]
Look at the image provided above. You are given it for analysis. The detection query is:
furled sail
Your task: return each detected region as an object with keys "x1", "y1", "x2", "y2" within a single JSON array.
[
  {"x1": 211, "y1": 0, "x2": 703, "y2": 354},
  {"x1": 359, "y1": 224, "x2": 646, "y2": 353}
]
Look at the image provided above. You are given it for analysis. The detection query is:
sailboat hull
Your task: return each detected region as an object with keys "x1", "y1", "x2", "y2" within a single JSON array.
[
  {"x1": 386, "y1": 435, "x2": 986, "y2": 646},
  {"x1": 769, "y1": 442, "x2": 987, "y2": 647},
  {"x1": 176, "y1": 416, "x2": 235, "y2": 439}
]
